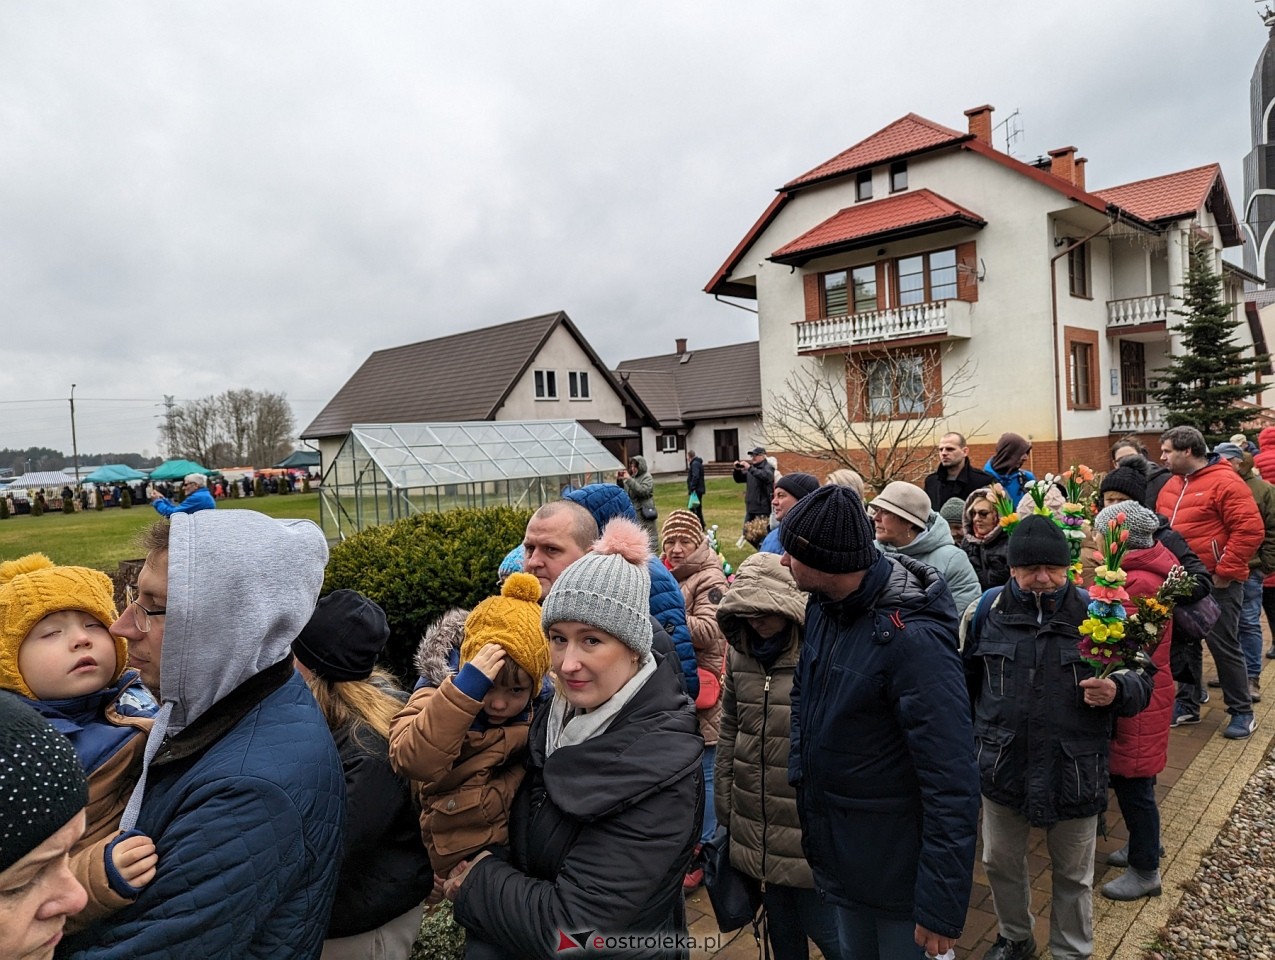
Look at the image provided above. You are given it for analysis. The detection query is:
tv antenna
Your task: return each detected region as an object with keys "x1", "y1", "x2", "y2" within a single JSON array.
[{"x1": 994, "y1": 108, "x2": 1023, "y2": 157}]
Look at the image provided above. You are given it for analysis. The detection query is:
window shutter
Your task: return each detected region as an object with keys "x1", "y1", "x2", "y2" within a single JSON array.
[
  {"x1": 804, "y1": 274, "x2": 821, "y2": 320},
  {"x1": 956, "y1": 241, "x2": 978, "y2": 302}
]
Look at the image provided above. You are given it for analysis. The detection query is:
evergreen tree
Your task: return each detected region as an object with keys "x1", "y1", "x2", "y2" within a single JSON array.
[{"x1": 1154, "y1": 238, "x2": 1269, "y2": 443}]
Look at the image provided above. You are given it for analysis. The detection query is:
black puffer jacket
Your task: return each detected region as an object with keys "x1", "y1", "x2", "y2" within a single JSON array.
[
  {"x1": 328, "y1": 713, "x2": 433, "y2": 937},
  {"x1": 964, "y1": 581, "x2": 1153, "y2": 827},
  {"x1": 453, "y1": 657, "x2": 703, "y2": 959},
  {"x1": 791, "y1": 554, "x2": 980, "y2": 941}
]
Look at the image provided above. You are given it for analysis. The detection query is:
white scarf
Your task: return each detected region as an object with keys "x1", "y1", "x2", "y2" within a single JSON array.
[{"x1": 545, "y1": 657, "x2": 656, "y2": 757}]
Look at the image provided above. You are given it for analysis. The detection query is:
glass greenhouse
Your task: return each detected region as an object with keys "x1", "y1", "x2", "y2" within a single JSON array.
[{"x1": 319, "y1": 420, "x2": 625, "y2": 539}]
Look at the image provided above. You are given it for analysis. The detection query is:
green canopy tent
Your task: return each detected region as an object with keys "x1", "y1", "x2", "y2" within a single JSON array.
[
  {"x1": 275, "y1": 449, "x2": 321, "y2": 470},
  {"x1": 83, "y1": 464, "x2": 146, "y2": 484},
  {"x1": 148, "y1": 459, "x2": 214, "y2": 481}
]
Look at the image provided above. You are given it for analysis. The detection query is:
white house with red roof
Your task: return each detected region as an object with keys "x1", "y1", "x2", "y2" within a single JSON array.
[{"x1": 705, "y1": 105, "x2": 1266, "y2": 478}]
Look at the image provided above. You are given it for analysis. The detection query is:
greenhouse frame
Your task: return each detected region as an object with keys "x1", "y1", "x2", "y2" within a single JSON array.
[{"x1": 319, "y1": 420, "x2": 625, "y2": 539}]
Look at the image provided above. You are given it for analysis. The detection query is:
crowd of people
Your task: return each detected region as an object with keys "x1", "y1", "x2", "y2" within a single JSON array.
[{"x1": 2, "y1": 423, "x2": 1272, "y2": 960}]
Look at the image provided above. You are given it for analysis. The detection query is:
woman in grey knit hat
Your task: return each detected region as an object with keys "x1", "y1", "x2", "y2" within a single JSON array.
[
  {"x1": 444, "y1": 517, "x2": 704, "y2": 960},
  {"x1": 0, "y1": 693, "x2": 90, "y2": 959}
]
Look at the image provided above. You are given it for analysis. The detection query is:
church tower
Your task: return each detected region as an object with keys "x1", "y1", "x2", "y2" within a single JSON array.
[{"x1": 1244, "y1": 4, "x2": 1275, "y2": 284}]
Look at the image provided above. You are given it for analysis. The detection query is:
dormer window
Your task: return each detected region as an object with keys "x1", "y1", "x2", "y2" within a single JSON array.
[{"x1": 856, "y1": 170, "x2": 873, "y2": 202}]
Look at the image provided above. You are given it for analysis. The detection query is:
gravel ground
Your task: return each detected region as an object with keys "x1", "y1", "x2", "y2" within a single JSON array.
[{"x1": 1152, "y1": 752, "x2": 1275, "y2": 959}]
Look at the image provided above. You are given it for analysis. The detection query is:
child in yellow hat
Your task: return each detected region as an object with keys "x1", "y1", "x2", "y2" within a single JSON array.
[
  {"x1": 0, "y1": 553, "x2": 159, "y2": 930},
  {"x1": 388, "y1": 571, "x2": 550, "y2": 876}
]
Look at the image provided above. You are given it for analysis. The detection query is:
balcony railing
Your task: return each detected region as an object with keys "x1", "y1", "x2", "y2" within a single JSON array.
[
  {"x1": 1110, "y1": 403, "x2": 1169, "y2": 433},
  {"x1": 1107, "y1": 294, "x2": 1170, "y2": 329},
  {"x1": 795, "y1": 300, "x2": 971, "y2": 353}
]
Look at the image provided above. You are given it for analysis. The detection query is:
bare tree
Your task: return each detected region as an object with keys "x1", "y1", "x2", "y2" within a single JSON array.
[
  {"x1": 162, "y1": 389, "x2": 296, "y2": 467},
  {"x1": 763, "y1": 348, "x2": 982, "y2": 493}
]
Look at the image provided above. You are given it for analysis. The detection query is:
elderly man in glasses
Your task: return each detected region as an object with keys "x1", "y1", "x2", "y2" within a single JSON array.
[
  {"x1": 61, "y1": 512, "x2": 344, "y2": 960},
  {"x1": 148, "y1": 473, "x2": 216, "y2": 517}
]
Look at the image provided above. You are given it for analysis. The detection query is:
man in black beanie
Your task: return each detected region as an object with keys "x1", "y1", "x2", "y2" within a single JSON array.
[
  {"x1": 964, "y1": 514, "x2": 1153, "y2": 960},
  {"x1": 778, "y1": 485, "x2": 979, "y2": 960}
]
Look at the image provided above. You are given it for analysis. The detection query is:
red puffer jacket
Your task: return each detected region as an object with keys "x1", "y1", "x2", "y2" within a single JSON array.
[
  {"x1": 1108, "y1": 541, "x2": 1178, "y2": 779},
  {"x1": 1255, "y1": 426, "x2": 1275, "y2": 483},
  {"x1": 1156, "y1": 461, "x2": 1263, "y2": 582}
]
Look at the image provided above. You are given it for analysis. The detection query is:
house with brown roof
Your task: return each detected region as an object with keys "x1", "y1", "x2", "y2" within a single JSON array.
[
  {"x1": 706, "y1": 105, "x2": 1265, "y2": 477},
  {"x1": 301, "y1": 311, "x2": 647, "y2": 471},
  {"x1": 615, "y1": 339, "x2": 763, "y2": 475}
]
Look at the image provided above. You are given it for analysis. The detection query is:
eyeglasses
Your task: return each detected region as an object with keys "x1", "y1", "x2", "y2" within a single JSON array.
[
  {"x1": 125, "y1": 584, "x2": 166, "y2": 633},
  {"x1": 969, "y1": 509, "x2": 994, "y2": 519}
]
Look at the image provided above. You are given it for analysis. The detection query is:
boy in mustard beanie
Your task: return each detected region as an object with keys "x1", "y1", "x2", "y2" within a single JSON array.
[
  {"x1": 0, "y1": 553, "x2": 159, "y2": 930},
  {"x1": 388, "y1": 571, "x2": 550, "y2": 874}
]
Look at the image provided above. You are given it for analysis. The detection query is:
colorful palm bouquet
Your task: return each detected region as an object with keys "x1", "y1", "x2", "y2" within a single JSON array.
[
  {"x1": 1078, "y1": 512, "x2": 1194, "y2": 677},
  {"x1": 1056, "y1": 465, "x2": 1096, "y2": 582},
  {"x1": 986, "y1": 483, "x2": 1020, "y2": 534}
]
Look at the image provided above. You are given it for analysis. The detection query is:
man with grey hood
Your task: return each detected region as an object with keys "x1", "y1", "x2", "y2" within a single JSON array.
[{"x1": 62, "y1": 511, "x2": 346, "y2": 960}]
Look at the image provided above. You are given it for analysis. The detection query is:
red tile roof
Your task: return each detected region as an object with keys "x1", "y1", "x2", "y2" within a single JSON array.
[
  {"x1": 770, "y1": 189, "x2": 984, "y2": 263},
  {"x1": 783, "y1": 114, "x2": 969, "y2": 189},
  {"x1": 1093, "y1": 164, "x2": 1222, "y2": 222}
]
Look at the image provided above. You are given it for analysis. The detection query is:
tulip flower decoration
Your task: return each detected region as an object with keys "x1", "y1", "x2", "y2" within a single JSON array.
[
  {"x1": 1077, "y1": 511, "x2": 1133, "y2": 678},
  {"x1": 987, "y1": 483, "x2": 1020, "y2": 535},
  {"x1": 1058, "y1": 465, "x2": 1096, "y2": 583}
]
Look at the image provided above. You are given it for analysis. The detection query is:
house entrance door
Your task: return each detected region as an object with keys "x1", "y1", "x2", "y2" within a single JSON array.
[
  {"x1": 714, "y1": 429, "x2": 739, "y2": 463},
  {"x1": 1120, "y1": 341, "x2": 1147, "y2": 405}
]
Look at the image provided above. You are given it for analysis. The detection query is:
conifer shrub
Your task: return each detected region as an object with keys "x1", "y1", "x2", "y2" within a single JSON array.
[
  {"x1": 323, "y1": 506, "x2": 533, "y2": 679},
  {"x1": 30, "y1": 496, "x2": 43, "y2": 518},
  {"x1": 0, "y1": 498, "x2": 8, "y2": 520},
  {"x1": 254, "y1": 477, "x2": 265, "y2": 498},
  {"x1": 95, "y1": 490, "x2": 104, "y2": 511},
  {"x1": 120, "y1": 488, "x2": 133, "y2": 509},
  {"x1": 63, "y1": 495, "x2": 76, "y2": 514}
]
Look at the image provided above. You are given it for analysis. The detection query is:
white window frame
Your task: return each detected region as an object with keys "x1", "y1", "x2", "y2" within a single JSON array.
[
  {"x1": 568, "y1": 370, "x2": 591, "y2": 400},
  {"x1": 659, "y1": 432, "x2": 679, "y2": 453},
  {"x1": 534, "y1": 369, "x2": 557, "y2": 400}
]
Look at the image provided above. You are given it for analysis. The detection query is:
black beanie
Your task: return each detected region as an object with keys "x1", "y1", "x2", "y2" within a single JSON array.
[
  {"x1": 1099, "y1": 464, "x2": 1147, "y2": 504},
  {"x1": 293, "y1": 589, "x2": 391, "y2": 682},
  {"x1": 776, "y1": 472, "x2": 820, "y2": 501},
  {"x1": 778, "y1": 485, "x2": 878, "y2": 573},
  {"x1": 0, "y1": 693, "x2": 88, "y2": 870},
  {"x1": 1007, "y1": 514, "x2": 1071, "y2": 568}
]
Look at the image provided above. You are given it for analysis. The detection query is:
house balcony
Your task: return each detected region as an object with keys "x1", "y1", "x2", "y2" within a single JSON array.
[
  {"x1": 795, "y1": 300, "x2": 972, "y2": 354},
  {"x1": 1107, "y1": 294, "x2": 1170, "y2": 333},
  {"x1": 1110, "y1": 402, "x2": 1169, "y2": 434}
]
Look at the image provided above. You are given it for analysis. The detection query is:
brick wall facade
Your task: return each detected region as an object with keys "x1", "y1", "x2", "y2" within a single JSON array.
[{"x1": 775, "y1": 432, "x2": 1163, "y2": 495}]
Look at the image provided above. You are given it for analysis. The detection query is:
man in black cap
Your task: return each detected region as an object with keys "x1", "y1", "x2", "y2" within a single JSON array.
[
  {"x1": 964, "y1": 515, "x2": 1153, "y2": 960},
  {"x1": 732, "y1": 447, "x2": 775, "y2": 525},
  {"x1": 778, "y1": 485, "x2": 979, "y2": 960}
]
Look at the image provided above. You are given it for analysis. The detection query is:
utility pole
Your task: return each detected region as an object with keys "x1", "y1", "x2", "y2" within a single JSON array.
[
  {"x1": 69, "y1": 384, "x2": 80, "y2": 483},
  {"x1": 163, "y1": 395, "x2": 177, "y2": 459}
]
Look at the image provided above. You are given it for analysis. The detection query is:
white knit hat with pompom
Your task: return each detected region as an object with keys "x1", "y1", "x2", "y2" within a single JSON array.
[{"x1": 541, "y1": 517, "x2": 653, "y2": 660}]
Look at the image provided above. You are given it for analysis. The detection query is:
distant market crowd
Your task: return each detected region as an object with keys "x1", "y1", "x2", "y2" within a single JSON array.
[
  {"x1": 3, "y1": 424, "x2": 1274, "y2": 960},
  {"x1": 1, "y1": 469, "x2": 316, "y2": 516}
]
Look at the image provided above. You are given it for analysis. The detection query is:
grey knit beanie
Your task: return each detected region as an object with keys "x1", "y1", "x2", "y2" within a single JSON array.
[
  {"x1": 939, "y1": 497, "x2": 967, "y2": 525},
  {"x1": 542, "y1": 517, "x2": 653, "y2": 660},
  {"x1": 0, "y1": 693, "x2": 88, "y2": 870},
  {"x1": 1096, "y1": 501, "x2": 1159, "y2": 551}
]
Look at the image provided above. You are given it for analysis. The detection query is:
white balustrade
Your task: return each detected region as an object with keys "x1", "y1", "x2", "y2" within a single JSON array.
[
  {"x1": 795, "y1": 301, "x2": 968, "y2": 352},
  {"x1": 1107, "y1": 294, "x2": 1170, "y2": 328},
  {"x1": 1109, "y1": 403, "x2": 1169, "y2": 433}
]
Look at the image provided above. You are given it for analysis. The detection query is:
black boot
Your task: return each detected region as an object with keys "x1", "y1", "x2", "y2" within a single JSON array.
[{"x1": 985, "y1": 934, "x2": 1036, "y2": 960}]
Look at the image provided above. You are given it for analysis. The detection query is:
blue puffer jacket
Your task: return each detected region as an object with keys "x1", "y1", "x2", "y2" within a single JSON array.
[
  {"x1": 564, "y1": 484, "x2": 699, "y2": 697},
  {"x1": 791, "y1": 554, "x2": 979, "y2": 940},
  {"x1": 63, "y1": 665, "x2": 345, "y2": 959},
  {"x1": 152, "y1": 486, "x2": 216, "y2": 516}
]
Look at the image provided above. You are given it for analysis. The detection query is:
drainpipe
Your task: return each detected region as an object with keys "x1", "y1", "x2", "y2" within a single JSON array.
[{"x1": 1049, "y1": 218, "x2": 1115, "y2": 471}]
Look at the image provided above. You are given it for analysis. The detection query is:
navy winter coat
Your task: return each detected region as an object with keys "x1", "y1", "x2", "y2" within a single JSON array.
[
  {"x1": 63, "y1": 664, "x2": 346, "y2": 959},
  {"x1": 791, "y1": 555, "x2": 980, "y2": 940}
]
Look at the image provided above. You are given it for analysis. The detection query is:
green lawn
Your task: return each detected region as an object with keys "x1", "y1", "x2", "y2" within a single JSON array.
[
  {"x1": 0, "y1": 478, "x2": 758, "y2": 574},
  {"x1": 0, "y1": 494, "x2": 320, "y2": 572}
]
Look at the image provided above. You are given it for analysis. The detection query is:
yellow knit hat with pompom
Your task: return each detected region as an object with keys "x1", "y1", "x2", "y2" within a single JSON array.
[
  {"x1": 459, "y1": 572, "x2": 550, "y2": 687},
  {"x1": 0, "y1": 554, "x2": 124, "y2": 699}
]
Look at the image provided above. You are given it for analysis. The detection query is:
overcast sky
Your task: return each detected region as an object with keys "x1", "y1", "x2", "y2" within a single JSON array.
[{"x1": 0, "y1": 0, "x2": 1266, "y2": 460}]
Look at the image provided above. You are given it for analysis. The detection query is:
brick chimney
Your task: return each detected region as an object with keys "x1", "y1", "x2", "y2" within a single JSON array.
[
  {"x1": 1048, "y1": 146, "x2": 1078, "y2": 185},
  {"x1": 1074, "y1": 157, "x2": 1087, "y2": 191},
  {"x1": 964, "y1": 104, "x2": 994, "y2": 146},
  {"x1": 675, "y1": 338, "x2": 687, "y2": 355}
]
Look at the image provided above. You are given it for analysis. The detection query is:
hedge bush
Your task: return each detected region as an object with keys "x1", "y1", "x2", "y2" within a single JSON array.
[{"x1": 323, "y1": 506, "x2": 532, "y2": 679}]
